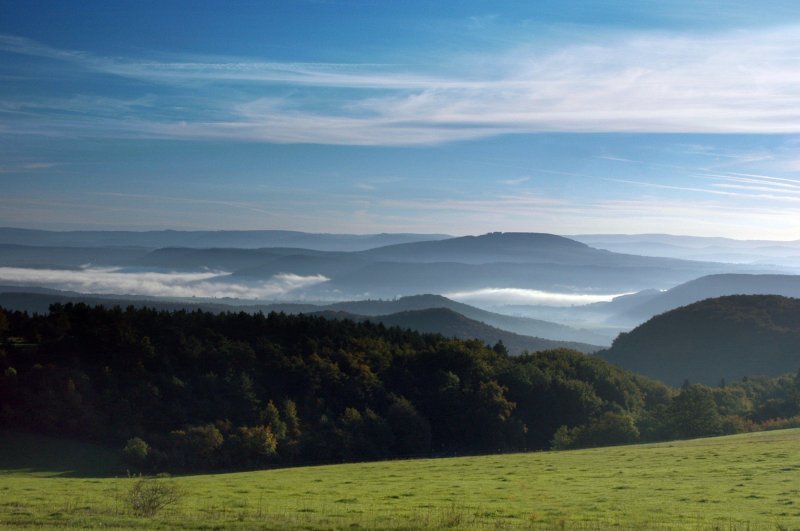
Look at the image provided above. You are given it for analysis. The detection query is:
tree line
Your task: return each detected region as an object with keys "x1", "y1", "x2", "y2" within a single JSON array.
[{"x1": 0, "y1": 304, "x2": 797, "y2": 472}]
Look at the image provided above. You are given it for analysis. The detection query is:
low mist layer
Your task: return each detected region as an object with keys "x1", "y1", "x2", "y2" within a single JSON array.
[
  {"x1": 0, "y1": 266, "x2": 329, "y2": 300},
  {"x1": 445, "y1": 287, "x2": 630, "y2": 307}
]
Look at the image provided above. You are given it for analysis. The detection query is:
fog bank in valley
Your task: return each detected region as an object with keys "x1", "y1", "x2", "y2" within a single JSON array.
[{"x1": 0, "y1": 266, "x2": 329, "y2": 300}]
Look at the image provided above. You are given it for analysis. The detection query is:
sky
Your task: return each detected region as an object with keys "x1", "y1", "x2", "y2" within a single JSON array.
[{"x1": 1, "y1": 0, "x2": 799, "y2": 239}]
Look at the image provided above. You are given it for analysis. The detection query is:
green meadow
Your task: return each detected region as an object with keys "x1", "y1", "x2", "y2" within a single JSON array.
[{"x1": 1, "y1": 429, "x2": 799, "y2": 530}]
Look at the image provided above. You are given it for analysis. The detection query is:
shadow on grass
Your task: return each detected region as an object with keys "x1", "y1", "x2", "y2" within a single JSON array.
[{"x1": 0, "y1": 431, "x2": 121, "y2": 478}]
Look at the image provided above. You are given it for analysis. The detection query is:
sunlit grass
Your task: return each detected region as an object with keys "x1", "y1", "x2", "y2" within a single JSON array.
[{"x1": 2, "y1": 429, "x2": 799, "y2": 529}]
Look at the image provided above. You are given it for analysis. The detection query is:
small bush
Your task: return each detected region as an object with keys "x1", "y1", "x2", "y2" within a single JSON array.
[
  {"x1": 126, "y1": 477, "x2": 183, "y2": 517},
  {"x1": 122, "y1": 437, "x2": 150, "y2": 470},
  {"x1": 719, "y1": 414, "x2": 756, "y2": 435},
  {"x1": 551, "y1": 425, "x2": 577, "y2": 450},
  {"x1": 551, "y1": 412, "x2": 639, "y2": 450}
]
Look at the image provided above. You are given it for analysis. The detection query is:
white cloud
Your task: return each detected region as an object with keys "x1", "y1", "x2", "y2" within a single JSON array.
[
  {"x1": 499, "y1": 176, "x2": 531, "y2": 185},
  {"x1": 444, "y1": 287, "x2": 630, "y2": 307},
  {"x1": 3, "y1": 25, "x2": 800, "y2": 144},
  {"x1": 0, "y1": 266, "x2": 329, "y2": 300}
]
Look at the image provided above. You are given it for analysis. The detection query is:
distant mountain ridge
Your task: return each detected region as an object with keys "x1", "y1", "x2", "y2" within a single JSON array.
[
  {"x1": 0, "y1": 227, "x2": 449, "y2": 251},
  {"x1": 608, "y1": 274, "x2": 800, "y2": 325},
  {"x1": 0, "y1": 244, "x2": 149, "y2": 268},
  {"x1": 360, "y1": 232, "x2": 590, "y2": 264},
  {"x1": 359, "y1": 232, "x2": 713, "y2": 268},
  {"x1": 1, "y1": 230, "x2": 769, "y2": 302},
  {"x1": 0, "y1": 232, "x2": 748, "y2": 298},
  {"x1": 573, "y1": 233, "x2": 800, "y2": 268},
  {"x1": 598, "y1": 295, "x2": 800, "y2": 385}
]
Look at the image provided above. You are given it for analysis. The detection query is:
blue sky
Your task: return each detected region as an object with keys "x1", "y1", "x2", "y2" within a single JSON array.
[{"x1": 1, "y1": 0, "x2": 799, "y2": 238}]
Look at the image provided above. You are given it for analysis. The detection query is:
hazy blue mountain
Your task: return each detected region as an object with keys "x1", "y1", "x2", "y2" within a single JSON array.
[
  {"x1": 312, "y1": 307, "x2": 600, "y2": 355},
  {"x1": 573, "y1": 234, "x2": 800, "y2": 268},
  {"x1": 0, "y1": 227, "x2": 448, "y2": 251},
  {"x1": 359, "y1": 232, "x2": 715, "y2": 267},
  {"x1": 232, "y1": 253, "x2": 369, "y2": 278},
  {"x1": 0, "y1": 244, "x2": 150, "y2": 268},
  {"x1": 614, "y1": 274, "x2": 800, "y2": 325},
  {"x1": 0, "y1": 231, "x2": 756, "y2": 304},
  {"x1": 598, "y1": 295, "x2": 800, "y2": 385},
  {"x1": 135, "y1": 247, "x2": 325, "y2": 271},
  {"x1": 324, "y1": 260, "x2": 738, "y2": 297},
  {"x1": 121, "y1": 233, "x2": 746, "y2": 298},
  {"x1": 360, "y1": 232, "x2": 594, "y2": 264}
]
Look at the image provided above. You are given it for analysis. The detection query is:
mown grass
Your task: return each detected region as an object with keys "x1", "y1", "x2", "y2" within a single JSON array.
[{"x1": 1, "y1": 429, "x2": 800, "y2": 529}]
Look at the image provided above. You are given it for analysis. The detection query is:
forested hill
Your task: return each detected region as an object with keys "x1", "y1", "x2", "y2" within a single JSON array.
[
  {"x1": 599, "y1": 295, "x2": 800, "y2": 385},
  {"x1": 2, "y1": 303, "x2": 798, "y2": 473},
  {"x1": 0, "y1": 303, "x2": 667, "y2": 470}
]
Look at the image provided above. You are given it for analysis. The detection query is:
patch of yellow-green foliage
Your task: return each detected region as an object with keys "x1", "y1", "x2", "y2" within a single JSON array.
[{"x1": 1, "y1": 429, "x2": 800, "y2": 529}]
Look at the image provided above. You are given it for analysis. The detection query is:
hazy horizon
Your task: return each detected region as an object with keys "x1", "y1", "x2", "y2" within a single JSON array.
[{"x1": 3, "y1": 226, "x2": 800, "y2": 243}]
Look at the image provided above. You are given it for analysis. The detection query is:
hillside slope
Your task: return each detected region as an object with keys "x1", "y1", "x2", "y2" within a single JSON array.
[
  {"x1": 316, "y1": 307, "x2": 601, "y2": 354},
  {"x1": 599, "y1": 294, "x2": 800, "y2": 385}
]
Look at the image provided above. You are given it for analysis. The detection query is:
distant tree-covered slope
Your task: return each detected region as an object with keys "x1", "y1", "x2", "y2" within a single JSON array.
[
  {"x1": 314, "y1": 307, "x2": 601, "y2": 354},
  {"x1": 0, "y1": 291, "x2": 609, "y2": 345},
  {"x1": 599, "y1": 295, "x2": 800, "y2": 385}
]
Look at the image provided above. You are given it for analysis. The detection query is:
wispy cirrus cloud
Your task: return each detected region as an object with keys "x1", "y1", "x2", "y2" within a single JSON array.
[
  {"x1": 608, "y1": 168, "x2": 800, "y2": 203},
  {"x1": 0, "y1": 161, "x2": 60, "y2": 173},
  {"x1": 3, "y1": 25, "x2": 800, "y2": 145},
  {"x1": 499, "y1": 176, "x2": 531, "y2": 185}
]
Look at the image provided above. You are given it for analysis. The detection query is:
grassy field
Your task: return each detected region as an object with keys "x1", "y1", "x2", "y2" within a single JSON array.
[{"x1": 1, "y1": 429, "x2": 799, "y2": 529}]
